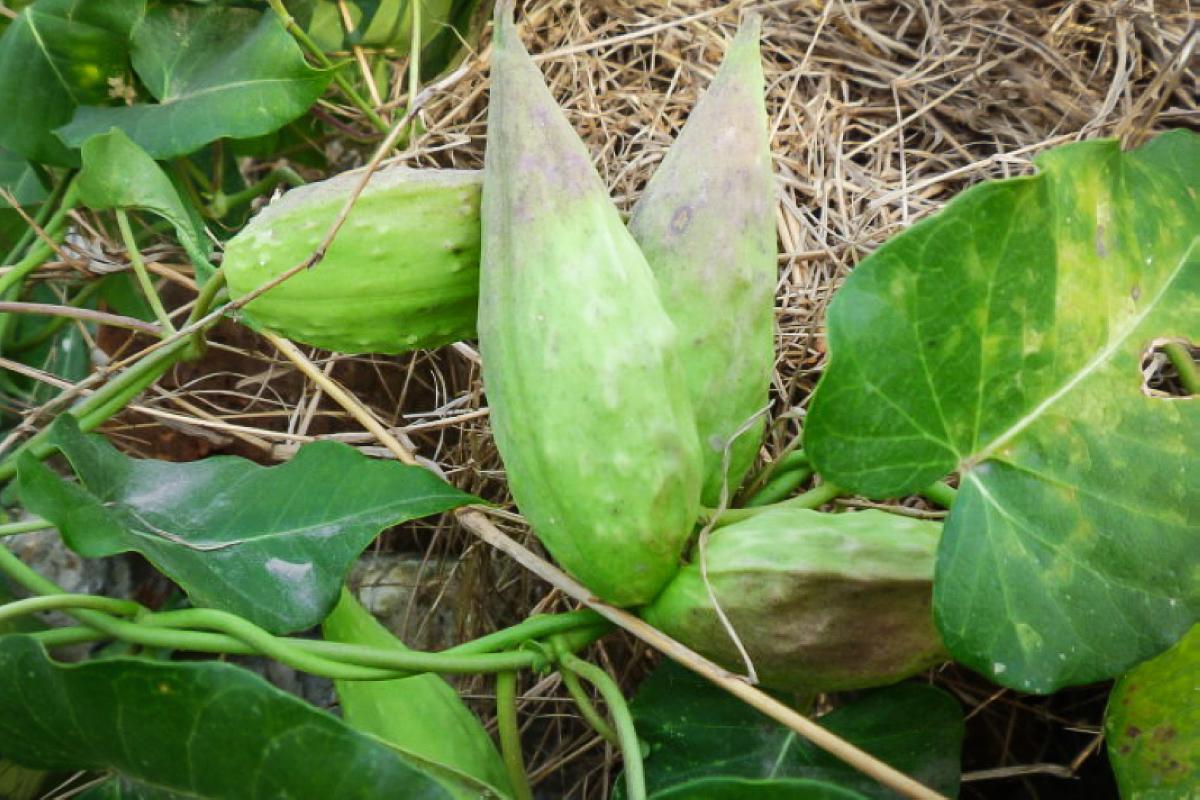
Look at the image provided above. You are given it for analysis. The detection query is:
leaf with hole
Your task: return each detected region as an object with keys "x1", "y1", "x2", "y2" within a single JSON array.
[
  {"x1": 0, "y1": 634, "x2": 453, "y2": 798},
  {"x1": 57, "y1": 4, "x2": 335, "y2": 159},
  {"x1": 804, "y1": 131, "x2": 1200, "y2": 692},
  {"x1": 615, "y1": 660, "x2": 963, "y2": 800},
  {"x1": 16, "y1": 416, "x2": 477, "y2": 633},
  {"x1": 0, "y1": 0, "x2": 144, "y2": 166}
]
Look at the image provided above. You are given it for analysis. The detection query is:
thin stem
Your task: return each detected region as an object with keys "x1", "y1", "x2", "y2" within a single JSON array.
[
  {"x1": 265, "y1": 0, "x2": 390, "y2": 134},
  {"x1": 919, "y1": 481, "x2": 957, "y2": 509},
  {"x1": 0, "y1": 181, "x2": 78, "y2": 299},
  {"x1": 142, "y1": 608, "x2": 544, "y2": 676},
  {"x1": 210, "y1": 167, "x2": 306, "y2": 217},
  {"x1": 743, "y1": 464, "x2": 814, "y2": 507},
  {"x1": 0, "y1": 170, "x2": 72, "y2": 268},
  {"x1": 496, "y1": 671, "x2": 533, "y2": 800},
  {"x1": 0, "y1": 517, "x2": 52, "y2": 537},
  {"x1": 1164, "y1": 342, "x2": 1199, "y2": 395},
  {"x1": 8, "y1": 280, "x2": 108, "y2": 353},
  {"x1": 0, "y1": 594, "x2": 142, "y2": 626},
  {"x1": 447, "y1": 609, "x2": 607, "y2": 656},
  {"x1": 115, "y1": 209, "x2": 175, "y2": 334},
  {"x1": 0, "y1": 333, "x2": 190, "y2": 482},
  {"x1": 406, "y1": 0, "x2": 421, "y2": 142},
  {"x1": 553, "y1": 638, "x2": 618, "y2": 746},
  {"x1": 740, "y1": 444, "x2": 808, "y2": 501},
  {"x1": 559, "y1": 652, "x2": 645, "y2": 800},
  {"x1": 709, "y1": 480, "x2": 845, "y2": 526}
]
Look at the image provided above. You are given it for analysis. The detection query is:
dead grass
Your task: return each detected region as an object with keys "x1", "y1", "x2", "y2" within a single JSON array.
[{"x1": 10, "y1": 1, "x2": 1196, "y2": 797}]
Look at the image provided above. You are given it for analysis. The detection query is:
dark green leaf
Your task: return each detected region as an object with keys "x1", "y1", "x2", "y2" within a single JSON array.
[
  {"x1": 623, "y1": 661, "x2": 962, "y2": 800},
  {"x1": 77, "y1": 129, "x2": 212, "y2": 281},
  {"x1": 0, "y1": 0, "x2": 144, "y2": 166},
  {"x1": 57, "y1": 5, "x2": 335, "y2": 159},
  {"x1": 0, "y1": 634, "x2": 452, "y2": 798},
  {"x1": 0, "y1": 148, "x2": 49, "y2": 253},
  {"x1": 804, "y1": 131, "x2": 1200, "y2": 692},
  {"x1": 649, "y1": 777, "x2": 867, "y2": 800},
  {"x1": 16, "y1": 416, "x2": 477, "y2": 633},
  {"x1": 322, "y1": 589, "x2": 514, "y2": 799},
  {"x1": 1, "y1": 282, "x2": 93, "y2": 430},
  {"x1": 1106, "y1": 624, "x2": 1199, "y2": 798}
]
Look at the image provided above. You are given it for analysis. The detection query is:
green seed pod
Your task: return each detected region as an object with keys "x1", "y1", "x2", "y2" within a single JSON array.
[
  {"x1": 223, "y1": 166, "x2": 481, "y2": 354},
  {"x1": 642, "y1": 507, "x2": 947, "y2": 691},
  {"x1": 479, "y1": 3, "x2": 703, "y2": 606},
  {"x1": 628, "y1": 16, "x2": 776, "y2": 506}
]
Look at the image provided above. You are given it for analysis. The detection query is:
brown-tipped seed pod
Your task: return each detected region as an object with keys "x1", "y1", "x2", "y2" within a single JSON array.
[
  {"x1": 642, "y1": 507, "x2": 947, "y2": 690},
  {"x1": 629, "y1": 16, "x2": 777, "y2": 505},
  {"x1": 477, "y1": 3, "x2": 703, "y2": 606}
]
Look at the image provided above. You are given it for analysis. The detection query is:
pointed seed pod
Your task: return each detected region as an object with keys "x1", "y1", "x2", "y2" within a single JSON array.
[
  {"x1": 223, "y1": 166, "x2": 482, "y2": 354},
  {"x1": 478, "y1": 2, "x2": 703, "y2": 605},
  {"x1": 628, "y1": 16, "x2": 777, "y2": 505},
  {"x1": 641, "y1": 507, "x2": 947, "y2": 691}
]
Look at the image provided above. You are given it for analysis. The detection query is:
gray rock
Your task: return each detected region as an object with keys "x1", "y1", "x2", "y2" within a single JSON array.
[{"x1": 347, "y1": 553, "x2": 465, "y2": 652}]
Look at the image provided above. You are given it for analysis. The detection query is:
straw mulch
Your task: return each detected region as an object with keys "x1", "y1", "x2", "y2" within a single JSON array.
[{"x1": 92, "y1": 1, "x2": 1196, "y2": 797}]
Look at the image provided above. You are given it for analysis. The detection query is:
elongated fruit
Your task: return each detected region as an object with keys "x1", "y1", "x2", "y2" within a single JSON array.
[
  {"x1": 629, "y1": 16, "x2": 776, "y2": 505},
  {"x1": 223, "y1": 166, "x2": 481, "y2": 354},
  {"x1": 478, "y1": 3, "x2": 703, "y2": 606},
  {"x1": 322, "y1": 588, "x2": 512, "y2": 799},
  {"x1": 642, "y1": 507, "x2": 947, "y2": 691}
]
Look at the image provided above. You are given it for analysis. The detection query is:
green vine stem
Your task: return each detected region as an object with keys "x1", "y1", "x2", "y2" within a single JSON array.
[
  {"x1": 0, "y1": 594, "x2": 141, "y2": 626},
  {"x1": 0, "y1": 179, "x2": 79, "y2": 300},
  {"x1": 0, "y1": 332, "x2": 190, "y2": 482},
  {"x1": 0, "y1": 543, "x2": 609, "y2": 681},
  {"x1": 1164, "y1": 342, "x2": 1199, "y2": 395},
  {"x1": 495, "y1": 670, "x2": 534, "y2": 800},
  {"x1": 208, "y1": 167, "x2": 307, "y2": 218},
  {"x1": 739, "y1": 443, "x2": 808, "y2": 501},
  {"x1": 115, "y1": 209, "x2": 176, "y2": 334},
  {"x1": 558, "y1": 651, "x2": 646, "y2": 800},
  {"x1": 552, "y1": 637, "x2": 619, "y2": 746},
  {"x1": 919, "y1": 481, "x2": 957, "y2": 509},
  {"x1": 743, "y1": 463, "x2": 814, "y2": 508},
  {"x1": 706, "y1": 480, "x2": 845, "y2": 527},
  {"x1": 0, "y1": 517, "x2": 52, "y2": 537},
  {"x1": 0, "y1": 170, "x2": 75, "y2": 290},
  {"x1": 265, "y1": 0, "x2": 391, "y2": 135}
]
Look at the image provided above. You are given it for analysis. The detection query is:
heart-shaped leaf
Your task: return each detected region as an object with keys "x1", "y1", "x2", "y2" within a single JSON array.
[
  {"x1": 0, "y1": 635, "x2": 452, "y2": 798},
  {"x1": 619, "y1": 661, "x2": 963, "y2": 799},
  {"x1": 17, "y1": 416, "x2": 476, "y2": 633},
  {"x1": 0, "y1": 0, "x2": 144, "y2": 166},
  {"x1": 805, "y1": 131, "x2": 1199, "y2": 692},
  {"x1": 58, "y1": 4, "x2": 334, "y2": 159},
  {"x1": 1106, "y1": 624, "x2": 1199, "y2": 797}
]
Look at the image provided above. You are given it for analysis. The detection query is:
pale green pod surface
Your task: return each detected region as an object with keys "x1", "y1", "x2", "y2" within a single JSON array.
[
  {"x1": 642, "y1": 507, "x2": 947, "y2": 691},
  {"x1": 224, "y1": 166, "x2": 481, "y2": 354},
  {"x1": 628, "y1": 16, "x2": 776, "y2": 506},
  {"x1": 322, "y1": 589, "x2": 513, "y2": 799},
  {"x1": 479, "y1": 4, "x2": 703, "y2": 606}
]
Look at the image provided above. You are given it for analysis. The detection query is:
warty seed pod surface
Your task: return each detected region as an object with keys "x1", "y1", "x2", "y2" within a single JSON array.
[{"x1": 477, "y1": 3, "x2": 704, "y2": 606}]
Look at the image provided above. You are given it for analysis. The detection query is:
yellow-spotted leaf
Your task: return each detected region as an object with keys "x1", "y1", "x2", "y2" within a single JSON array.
[{"x1": 805, "y1": 131, "x2": 1199, "y2": 692}]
